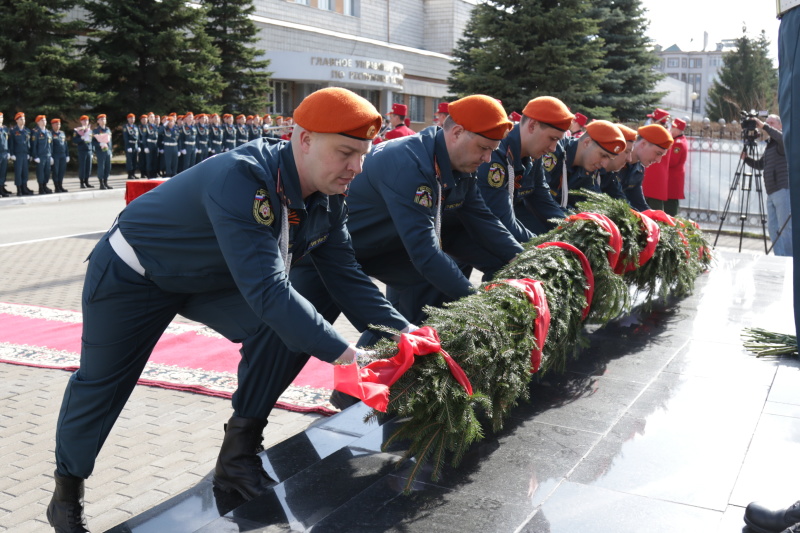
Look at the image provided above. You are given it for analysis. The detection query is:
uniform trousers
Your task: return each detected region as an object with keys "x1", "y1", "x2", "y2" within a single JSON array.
[
  {"x1": 77, "y1": 149, "x2": 92, "y2": 183},
  {"x1": 145, "y1": 145, "x2": 158, "y2": 178},
  {"x1": 125, "y1": 149, "x2": 138, "y2": 174},
  {"x1": 13, "y1": 154, "x2": 28, "y2": 188},
  {"x1": 36, "y1": 157, "x2": 51, "y2": 185},
  {"x1": 55, "y1": 233, "x2": 320, "y2": 480},
  {"x1": 0, "y1": 155, "x2": 7, "y2": 188},
  {"x1": 779, "y1": 6, "x2": 800, "y2": 338},
  {"x1": 163, "y1": 148, "x2": 179, "y2": 177},
  {"x1": 96, "y1": 150, "x2": 111, "y2": 181},
  {"x1": 52, "y1": 155, "x2": 67, "y2": 188}
]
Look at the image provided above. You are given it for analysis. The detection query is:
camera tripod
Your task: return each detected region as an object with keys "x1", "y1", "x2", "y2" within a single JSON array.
[{"x1": 713, "y1": 139, "x2": 770, "y2": 253}]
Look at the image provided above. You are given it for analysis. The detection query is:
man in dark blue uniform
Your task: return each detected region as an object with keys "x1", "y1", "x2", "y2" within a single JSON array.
[
  {"x1": 160, "y1": 115, "x2": 180, "y2": 177},
  {"x1": 9, "y1": 112, "x2": 34, "y2": 196},
  {"x1": 143, "y1": 113, "x2": 159, "y2": 178},
  {"x1": 542, "y1": 120, "x2": 626, "y2": 209},
  {"x1": 51, "y1": 118, "x2": 69, "y2": 193},
  {"x1": 477, "y1": 96, "x2": 574, "y2": 240},
  {"x1": 222, "y1": 113, "x2": 237, "y2": 152},
  {"x1": 31, "y1": 114, "x2": 53, "y2": 194},
  {"x1": 46, "y1": 88, "x2": 411, "y2": 532},
  {"x1": 235, "y1": 114, "x2": 250, "y2": 147},
  {"x1": 195, "y1": 113, "x2": 210, "y2": 162},
  {"x1": 179, "y1": 111, "x2": 198, "y2": 170},
  {"x1": 348, "y1": 95, "x2": 523, "y2": 333},
  {"x1": 92, "y1": 114, "x2": 113, "y2": 190},
  {"x1": 0, "y1": 113, "x2": 10, "y2": 197},
  {"x1": 74, "y1": 115, "x2": 94, "y2": 189},
  {"x1": 616, "y1": 124, "x2": 673, "y2": 212},
  {"x1": 122, "y1": 113, "x2": 140, "y2": 179},
  {"x1": 137, "y1": 115, "x2": 148, "y2": 178}
]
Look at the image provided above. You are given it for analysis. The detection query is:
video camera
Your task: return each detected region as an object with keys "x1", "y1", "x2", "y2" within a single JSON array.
[{"x1": 740, "y1": 109, "x2": 763, "y2": 144}]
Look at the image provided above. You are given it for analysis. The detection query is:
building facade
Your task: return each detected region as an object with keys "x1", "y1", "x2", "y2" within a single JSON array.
[
  {"x1": 253, "y1": 0, "x2": 478, "y2": 129},
  {"x1": 653, "y1": 40, "x2": 736, "y2": 118}
]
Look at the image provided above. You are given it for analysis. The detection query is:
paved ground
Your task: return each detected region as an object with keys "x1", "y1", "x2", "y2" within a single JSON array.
[{"x1": 0, "y1": 175, "x2": 777, "y2": 532}]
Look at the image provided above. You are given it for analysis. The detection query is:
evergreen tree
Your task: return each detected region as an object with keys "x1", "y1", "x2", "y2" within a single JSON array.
[
  {"x1": 80, "y1": 0, "x2": 225, "y2": 122},
  {"x1": 706, "y1": 29, "x2": 778, "y2": 122},
  {"x1": 0, "y1": 0, "x2": 101, "y2": 118},
  {"x1": 204, "y1": 0, "x2": 272, "y2": 114},
  {"x1": 590, "y1": 0, "x2": 664, "y2": 121},
  {"x1": 448, "y1": 0, "x2": 612, "y2": 118}
]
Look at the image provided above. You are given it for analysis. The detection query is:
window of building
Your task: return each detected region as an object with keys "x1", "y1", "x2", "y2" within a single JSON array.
[
  {"x1": 392, "y1": 93, "x2": 404, "y2": 106},
  {"x1": 343, "y1": 0, "x2": 358, "y2": 16},
  {"x1": 680, "y1": 73, "x2": 687, "y2": 82},
  {"x1": 354, "y1": 89, "x2": 380, "y2": 111},
  {"x1": 667, "y1": 58, "x2": 680, "y2": 68},
  {"x1": 688, "y1": 73, "x2": 702, "y2": 93},
  {"x1": 270, "y1": 81, "x2": 292, "y2": 116},
  {"x1": 318, "y1": 0, "x2": 333, "y2": 10},
  {"x1": 689, "y1": 58, "x2": 703, "y2": 68},
  {"x1": 681, "y1": 58, "x2": 687, "y2": 68},
  {"x1": 409, "y1": 95, "x2": 425, "y2": 123},
  {"x1": 293, "y1": 0, "x2": 309, "y2": 5}
]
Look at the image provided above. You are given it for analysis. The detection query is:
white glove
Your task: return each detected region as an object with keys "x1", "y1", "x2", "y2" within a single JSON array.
[
  {"x1": 50, "y1": 157, "x2": 54, "y2": 166},
  {"x1": 181, "y1": 149, "x2": 186, "y2": 155},
  {"x1": 34, "y1": 158, "x2": 40, "y2": 163},
  {"x1": 127, "y1": 148, "x2": 132, "y2": 153},
  {"x1": 137, "y1": 147, "x2": 141, "y2": 152},
  {"x1": 334, "y1": 344, "x2": 377, "y2": 365},
  {"x1": 144, "y1": 147, "x2": 150, "y2": 154},
  {"x1": 159, "y1": 149, "x2": 164, "y2": 154},
  {"x1": 9, "y1": 155, "x2": 15, "y2": 161},
  {"x1": 66, "y1": 156, "x2": 70, "y2": 163},
  {"x1": 5, "y1": 153, "x2": 8, "y2": 160}
]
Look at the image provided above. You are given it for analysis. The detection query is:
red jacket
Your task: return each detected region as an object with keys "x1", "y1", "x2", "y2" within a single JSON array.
[
  {"x1": 384, "y1": 124, "x2": 416, "y2": 140},
  {"x1": 642, "y1": 150, "x2": 671, "y2": 201},
  {"x1": 667, "y1": 135, "x2": 688, "y2": 200}
]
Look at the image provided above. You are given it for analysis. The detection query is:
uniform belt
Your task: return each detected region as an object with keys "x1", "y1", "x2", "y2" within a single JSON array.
[
  {"x1": 779, "y1": 0, "x2": 800, "y2": 16},
  {"x1": 212, "y1": 141, "x2": 223, "y2": 145},
  {"x1": 109, "y1": 227, "x2": 146, "y2": 276},
  {"x1": 183, "y1": 141, "x2": 196, "y2": 145},
  {"x1": 198, "y1": 141, "x2": 208, "y2": 144},
  {"x1": 147, "y1": 140, "x2": 158, "y2": 144},
  {"x1": 164, "y1": 142, "x2": 178, "y2": 146}
]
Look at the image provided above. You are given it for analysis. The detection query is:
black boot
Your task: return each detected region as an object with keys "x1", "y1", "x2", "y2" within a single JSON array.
[
  {"x1": 23, "y1": 183, "x2": 34, "y2": 196},
  {"x1": 46, "y1": 470, "x2": 89, "y2": 532},
  {"x1": 39, "y1": 184, "x2": 46, "y2": 195},
  {"x1": 745, "y1": 501, "x2": 800, "y2": 533},
  {"x1": 104, "y1": 180, "x2": 113, "y2": 189},
  {"x1": 60, "y1": 183, "x2": 69, "y2": 193},
  {"x1": 213, "y1": 416, "x2": 276, "y2": 500},
  {"x1": 79, "y1": 179, "x2": 86, "y2": 189},
  {"x1": 44, "y1": 184, "x2": 53, "y2": 193},
  {"x1": 98, "y1": 180, "x2": 107, "y2": 190},
  {"x1": 85, "y1": 180, "x2": 95, "y2": 189}
]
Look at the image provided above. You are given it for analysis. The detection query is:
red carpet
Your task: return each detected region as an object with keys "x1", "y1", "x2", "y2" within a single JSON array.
[{"x1": 0, "y1": 303, "x2": 336, "y2": 415}]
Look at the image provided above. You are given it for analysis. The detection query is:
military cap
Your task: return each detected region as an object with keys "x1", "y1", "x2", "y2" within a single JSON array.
[
  {"x1": 97, "y1": 114, "x2": 107, "y2": 120},
  {"x1": 510, "y1": 111, "x2": 522, "y2": 122},
  {"x1": 236, "y1": 114, "x2": 246, "y2": 120},
  {"x1": 15, "y1": 112, "x2": 25, "y2": 120},
  {"x1": 390, "y1": 103, "x2": 408, "y2": 116},
  {"x1": 638, "y1": 124, "x2": 674, "y2": 149},
  {"x1": 647, "y1": 108, "x2": 670, "y2": 123},
  {"x1": 449, "y1": 94, "x2": 513, "y2": 141},
  {"x1": 140, "y1": 114, "x2": 148, "y2": 120},
  {"x1": 185, "y1": 111, "x2": 193, "y2": 117},
  {"x1": 246, "y1": 115, "x2": 253, "y2": 120},
  {"x1": 222, "y1": 113, "x2": 232, "y2": 119},
  {"x1": 169, "y1": 113, "x2": 177, "y2": 118},
  {"x1": 127, "y1": 113, "x2": 135, "y2": 119},
  {"x1": 293, "y1": 87, "x2": 382, "y2": 141},
  {"x1": 437, "y1": 102, "x2": 449, "y2": 114},
  {"x1": 615, "y1": 123, "x2": 638, "y2": 142},
  {"x1": 585, "y1": 120, "x2": 626, "y2": 154},
  {"x1": 79, "y1": 115, "x2": 89, "y2": 121},
  {"x1": 672, "y1": 118, "x2": 686, "y2": 131},
  {"x1": 51, "y1": 118, "x2": 61, "y2": 124},
  {"x1": 522, "y1": 96, "x2": 574, "y2": 131},
  {"x1": 211, "y1": 113, "x2": 220, "y2": 118},
  {"x1": 574, "y1": 112, "x2": 588, "y2": 127},
  {"x1": 35, "y1": 115, "x2": 46, "y2": 122}
]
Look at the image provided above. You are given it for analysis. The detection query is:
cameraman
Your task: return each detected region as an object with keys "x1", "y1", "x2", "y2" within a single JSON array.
[{"x1": 741, "y1": 115, "x2": 792, "y2": 257}]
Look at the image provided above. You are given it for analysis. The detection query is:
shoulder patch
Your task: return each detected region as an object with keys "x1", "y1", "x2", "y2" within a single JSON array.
[
  {"x1": 414, "y1": 185, "x2": 434, "y2": 208},
  {"x1": 674, "y1": 147, "x2": 681, "y2": 153},
  {"x1": 487, "y1": 163, "x2": 506, "y2": 188},
  {"x1": 253, "y1": 189, "x2": 275, "y2": 226},
  {"x1": 542, "y1": 152, "x2": 557, "y2": 172}
]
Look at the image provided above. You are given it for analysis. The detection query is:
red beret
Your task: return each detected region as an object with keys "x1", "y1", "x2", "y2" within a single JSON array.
[
  {"x1": 294, "y1": 87, "x2": 382, "y2": 141},
  {"x1": 615, "y1": 123, "x2": 638, "y2": 142},
  {"x1": 672, "y1": 118, "x2": 686, "y2": 131},
  {"x1": 574, "y1": 112, "x2": 588, "y2": 127},
  {"x1": 449, "y1": 94, "x2": 513, "y2": 141},
  {"x1": 638, "y1": 124, "x2": 674, "y2": 149},
  {"x1": 585, "y1": 120, "x2": 626, "y2": 154},
  {"x1": 510, "y1": 111, "x2": 522, "y2": 122},
  {"x1": 522, "y1": 96, "x2": 575, "y2": 131},
  {"x1": 15, "y1": 112, "x2": 25, "y2": 120},
  {"x1": 437, "y1": 102, "x2": 449, "y2": 114},
  {"x1": 51, "y1": 118, "x2": 61, "y2": 124},
  {"x1": 97, "y1": 114, "x2": 107, "y2": 120},
  {"x1": 647, "y1": 108, "x2": 670, "y2": 123},
  {"x1": 391, "y1": 103, "x2": 408, "y2": 116},
  {"x1": 35, "y1": 115, "x2": 46, "y2": 123},
  {"x1": 223, "y1": 113, "x2": 232, "y2": 119},
  {"x1": 79, "y1": 115, "x2": 89, "y2": 121},
  {"x1": 127, "y1": 113, "x2": 135, "y2": 119}
]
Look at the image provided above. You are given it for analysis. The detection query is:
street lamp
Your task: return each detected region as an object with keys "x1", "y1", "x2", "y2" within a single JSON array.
[{"x1": 691, "y1": 91, "x2": 699, "y2": 125}]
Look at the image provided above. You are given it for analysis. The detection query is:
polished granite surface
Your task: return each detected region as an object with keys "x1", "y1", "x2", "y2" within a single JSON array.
[{"x1": 108, "y1": 251, "x2": 800, "y2": 532}]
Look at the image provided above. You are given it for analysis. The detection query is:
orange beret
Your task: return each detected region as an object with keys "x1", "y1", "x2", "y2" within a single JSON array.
[
  {"x1": 51, "y1": 118, "x2": 61, "y2": 124},
  {"x1": 169, "y1": 113, "x2": 177, "y2": 118},
  {"x1": 449, "y1": 94, "x2": 512, "y2": 141},
  {"x1": 15, "y1": 112, "x2": 25, "y2": 120},
  {"x1": 35, "y1": 115, "x2": 46, "y2": 122},
  {"x1": 97, "y1": 114, "x2": 107, "y2": 120},
  {"x1": 211, "y1": 113, "x2": 219, "y2": 118},
  {"x1": 293, "y1": 87, "x2": 382, "y2": 141},
  {"x1": 140, "y1": 114, "x2": 148, "y2": 119},
  {"x1": 615, "y1": 123, "x2": 638, "y2": 142},
  {"x1": 585, "y1": 120, "x2": 626, "y2": 154},
  {"x1": 236, "y1": 114, "x2": 246, "y2": 120},
  {"x1": 223, "y1": 113, "x2": 232, "y2": 119},
  {"x1": 79, "y1": 115, "x2": 89, "y2": 121},
  {"x1": 147, "y1": 111, "x2": 156, "y2": 116},
  {"x1": 638, "y1": 124, "x2": 674, "y2": 149},
  {"x1": 246, "y1": 115, "x2": 254, "y2": 120},
  {"x1": 127, "y1": 113, "x2": 135, "y2": 118},
  {"x1": 185, "y1": 111, "x2": 193, "y2": 117},
  {"x1": 522, "y1": 96, "x2": 574, "y2": 132}
]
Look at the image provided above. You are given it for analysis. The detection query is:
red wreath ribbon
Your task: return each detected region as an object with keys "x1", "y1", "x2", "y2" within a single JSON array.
[
  {"x1": 537, "y1": 242, "x2": 594, "y2": 319},
  {"x1": 642, "y1": 209, "x2": 691, "y2": 258},
  {"x1": 484, "y1": 278, "x2": 551, "y2": 373},
  {"x1": 613, "y1": 210, "x2": 661, "y2": 274},
  {"x1": 333, "y1": 326, "x2": 473, "y2": 413},
  {"x1": 565, "y1": 212, "x2": 623, "y2": 270}
]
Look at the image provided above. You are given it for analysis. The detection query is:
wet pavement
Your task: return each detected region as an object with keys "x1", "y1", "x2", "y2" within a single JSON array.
[{"x1": 107, "y1": 250, "x2": 800, "y2": 533}]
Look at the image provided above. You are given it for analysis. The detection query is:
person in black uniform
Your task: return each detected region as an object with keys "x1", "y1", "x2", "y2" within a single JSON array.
[
  {"x1": 31, "y1": 114, "x2": 53, "y2": 194},
  {"x1": 0, "y1": 112, "x2": 10, "y2": 197},
  {"x1": 92, "y1": 114, "x2": 113, "y2": 190},
  {"x1": 122, "y1": 113, "x2": 140, "y2": 179},
  {"x1": 9, "y1": 111, "x2": 34, "y2": 196},
  {"x1": 616, "y1": 124, "x2": 673, "y2": 212},
  {"x1": 222, "y1": 113, "x2": 237, "y2": 152},
  {"x1": 46, "y1": 87, "x2": 411, "y2": 532},
  {"x1": 195, "y1": 113, "x2": 210, "y2": 162},
  {"x1": 50, "y1": 118, "x2": 69, "y2": 193}
]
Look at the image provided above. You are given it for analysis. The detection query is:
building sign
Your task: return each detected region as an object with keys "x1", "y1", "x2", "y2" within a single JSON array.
[{"x1": 264, "y1": 51, "x2": 404, "y2": 90}]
